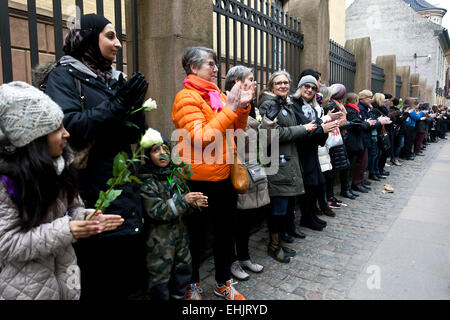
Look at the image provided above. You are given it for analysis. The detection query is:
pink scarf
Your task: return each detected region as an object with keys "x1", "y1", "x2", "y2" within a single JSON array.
[{"x1": 183, "y1": 75, "x2": 223, "y2": 112}]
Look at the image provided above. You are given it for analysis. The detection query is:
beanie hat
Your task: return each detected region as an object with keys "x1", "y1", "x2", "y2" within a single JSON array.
[
  {"x1": 297, "y1": 75, "x2": 318, "y2": 90},
  {"x1": 358, "y1": 89, "x2": 373, "y2": 100},
  {"x1": 0, "y1": 81, "x2": 64, "y2": 147},
  {"x1": 330, "y1": 83, "x2": 346, "y2": 100}
]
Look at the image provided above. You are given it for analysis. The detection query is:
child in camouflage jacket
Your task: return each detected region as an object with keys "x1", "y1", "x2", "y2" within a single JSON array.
[{"x1": 140, "y1": 139, "x2": 208, "y2": 300}]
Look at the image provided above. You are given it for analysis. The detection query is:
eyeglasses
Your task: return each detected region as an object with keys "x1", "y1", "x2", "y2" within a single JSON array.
[
  {"x1": 204, "y1": 61, "x2": 217, "y2": 69},
  {"x1": 303, "y1": 84, "x2": 317, "y2": 92},
  {"x1": 274, "y1": 81, "x2": 289, "y2": 86}
]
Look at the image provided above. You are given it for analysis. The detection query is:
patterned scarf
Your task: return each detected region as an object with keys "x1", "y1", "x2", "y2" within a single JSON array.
[
  {"x1": 63, "y1": 28, "x2": 113, "y2": 84},
  {"x1": 301, "y1": 98, "x2": 316, "y2": 121}
]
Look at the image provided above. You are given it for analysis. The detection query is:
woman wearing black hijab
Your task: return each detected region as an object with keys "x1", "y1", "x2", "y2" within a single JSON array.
[{"x1": 44, "y1": 14, "x2": 149, "y2": 300}]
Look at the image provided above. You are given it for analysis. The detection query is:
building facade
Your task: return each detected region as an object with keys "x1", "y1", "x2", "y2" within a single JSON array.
[{"x1": 346, "y1": 0, "x2": 449, "y2": 104}]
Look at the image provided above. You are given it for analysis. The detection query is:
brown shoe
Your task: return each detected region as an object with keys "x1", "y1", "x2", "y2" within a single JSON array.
[{"x1": 322, "y1": 207, "x2": 336, "y2": 217}]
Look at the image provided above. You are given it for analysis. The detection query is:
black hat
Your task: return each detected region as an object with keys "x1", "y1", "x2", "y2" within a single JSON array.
[{"x1": 383, "y1": 93, "x2": 393, "y2": 100}]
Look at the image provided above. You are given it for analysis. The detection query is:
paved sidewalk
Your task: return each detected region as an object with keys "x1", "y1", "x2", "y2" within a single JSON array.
[{"x1": 198, "y1": 139, "x2": 450, "y2": 300}]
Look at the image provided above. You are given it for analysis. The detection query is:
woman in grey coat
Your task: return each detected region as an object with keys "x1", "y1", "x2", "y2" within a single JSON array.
[
  {"x1": 259, "y1": 71, "x2": 317, "y2": 263},
  {"x1": 0, "y1": 82, "x2": 123, "y2": 300}
]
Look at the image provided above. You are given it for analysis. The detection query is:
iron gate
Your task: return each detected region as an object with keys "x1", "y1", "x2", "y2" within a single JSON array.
[
  {"x1": 371, "y1": 63, "x2": 385, "y2": 94},
  {"x1": 213, "y1": 0, "x2": 303, "y2": 92},
  {"x1": 395, "y1": 75, "x2": 402, "y2": 98},
  {"x1": 329, "y1": 39, "x2": 356, "y2": 92}
]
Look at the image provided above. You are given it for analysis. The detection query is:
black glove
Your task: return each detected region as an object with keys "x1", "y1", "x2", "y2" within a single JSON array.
[
  {"x1": 266, "y1": 101, "x2": 282, "y2": 121},
  {"x1": 115, "y1": 72, "x2": 149, "y2": 108}
]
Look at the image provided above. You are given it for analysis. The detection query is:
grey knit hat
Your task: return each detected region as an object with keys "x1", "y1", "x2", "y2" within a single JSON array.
[
  {"x1": 297, "y1": 75, "x2": 319, "y2": 90},
  {"x1": 0, "y1": 81, "x2": 64, "y2": 147}
]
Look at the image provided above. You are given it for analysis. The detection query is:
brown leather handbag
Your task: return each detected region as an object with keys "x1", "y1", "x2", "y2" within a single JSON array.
[{"x1": 230, "y1": 152, "x2": 250, "y2": 194}]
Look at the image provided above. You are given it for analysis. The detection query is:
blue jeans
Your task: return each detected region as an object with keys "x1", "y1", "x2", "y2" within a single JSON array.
[
  {"x1": 394, "y1": 134, "x2": 405, "y2": 158},
  {"x1": 368, "y1": 142, "x2": 380, "y2": 175},
  {"x1": 270, "y1": 196, "x2": 296, "y2": 216}
]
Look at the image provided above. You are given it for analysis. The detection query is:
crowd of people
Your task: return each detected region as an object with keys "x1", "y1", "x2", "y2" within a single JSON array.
[{"x1": 1, "y1": 13, "x2": 449, "y2": 301}]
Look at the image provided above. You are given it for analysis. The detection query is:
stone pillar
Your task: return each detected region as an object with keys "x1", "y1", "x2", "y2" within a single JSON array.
[
  {"x1": 375, "y1": 55, "x2": 396, "y2": 96},
  {"x1": 410, "y1": 73, "x2": 420, "y2": 97},
  {"x1": 419, "y1": 76, "x2": 427, "y2": 101},
  {"x1": 133, "y1": 0, "x2": 213, "y2": 138},
  {"x1": 425, "y1": 85, "x2": 434, "y2": 104},
  {"x1": 396, "y1": 66, "x2": 410, "y2": 101},
  {"x1": 289, "y1": 0, "x2": 329, "y2": 84},
  {"x1": 345, "y1": 37, "x2": 372, "y2": 93}
]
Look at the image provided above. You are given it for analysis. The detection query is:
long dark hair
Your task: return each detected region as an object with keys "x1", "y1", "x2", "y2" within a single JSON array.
[{"x1": 1, "y1": 136, "x2": 79, "y2": 231}]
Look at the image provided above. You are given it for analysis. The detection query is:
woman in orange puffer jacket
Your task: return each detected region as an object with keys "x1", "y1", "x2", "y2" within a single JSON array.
[{"x1": 172, "y1": 47, "x2": 255, "y2": 300}]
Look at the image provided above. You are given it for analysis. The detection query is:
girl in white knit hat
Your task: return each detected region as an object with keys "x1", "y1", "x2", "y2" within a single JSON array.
[{"x1": 0, "y1": 81, "x2": 124, "y2": 300}]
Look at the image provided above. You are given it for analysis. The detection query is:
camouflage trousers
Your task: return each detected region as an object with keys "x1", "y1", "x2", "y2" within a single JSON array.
[{"x1": 146, "y1": 222, "x2": 192, "y2": 300}]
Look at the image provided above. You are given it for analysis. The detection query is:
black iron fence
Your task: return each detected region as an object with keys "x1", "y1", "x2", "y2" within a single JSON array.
[
  {"x1": 213, "y1": 0, "x2": 303, "y2": 92},
  {"x1": 328, "y1": 39, "x2": 356, "y2": 92},
  {"x1": 0, "y1": 0, "x2": 139, "y2": 84},
  {"x1": 371, "y1": 63, "x2": 385, "y2": 94},
  {"x1": 395, "y1": 74, "x2": 402, "y2": 98}
]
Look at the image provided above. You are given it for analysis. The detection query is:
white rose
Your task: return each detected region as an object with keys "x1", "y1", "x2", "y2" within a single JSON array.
[
  {"x1": 140, "y1": 128, "x2": 163, "y2": 148},
  {"x1": 142, "y1": 98, "x2": 157, "y2": 111}
]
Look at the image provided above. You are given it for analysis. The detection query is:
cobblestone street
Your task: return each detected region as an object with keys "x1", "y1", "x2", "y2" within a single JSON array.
[{"x1": 199, "y1": 139, "x2": 450, "y2": 300}]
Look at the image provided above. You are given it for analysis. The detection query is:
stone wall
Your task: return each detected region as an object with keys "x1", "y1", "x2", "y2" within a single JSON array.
[
  {"x1": 346, "y1": 0, "x2": 445, "y2": 104},
  {"x1": 1, "y1": 1, "x2": 128, "y2": 84}
]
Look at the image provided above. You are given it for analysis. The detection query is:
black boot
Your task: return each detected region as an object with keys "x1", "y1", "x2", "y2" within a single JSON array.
[
  {"x1": 340, "y1": 190, "x2": 357, "y2": 200},
  {"x1": 300, "y1": 211, "x2": 325, "y2": 231},
  {"x1": 286, "y1": 210, "x2": 306, "y2": 239}
]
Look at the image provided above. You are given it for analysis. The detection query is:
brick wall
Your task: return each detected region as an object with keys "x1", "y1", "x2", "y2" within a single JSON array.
[{"x1": 1, "y1": 0, "x2": 127, "y2": 84}]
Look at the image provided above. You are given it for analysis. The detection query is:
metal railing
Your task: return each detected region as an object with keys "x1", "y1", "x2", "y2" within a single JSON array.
[
  {"x1": 329, "y1": 39, "x2": 356, "y2": 92},
  {"x1": 213, "y1": 0, "x2": 303, "y2": 92},
  {"x1": 0, "y1": 0, "x2": 139, "y2": 84},
  {"x1": 371, "y1": 63, "x2": 385, "y2": 94},
  {"x1": 395, "y1": 74, "x2": 402, "y2": 97}
]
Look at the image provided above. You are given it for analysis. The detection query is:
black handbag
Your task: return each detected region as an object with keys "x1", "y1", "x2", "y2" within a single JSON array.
[
  {"x1": 243, "y1": 162, "x2": 267, "y2": 189},
  {"x1": 379, "y1": 125, "x2": 391, "y2": 151}
]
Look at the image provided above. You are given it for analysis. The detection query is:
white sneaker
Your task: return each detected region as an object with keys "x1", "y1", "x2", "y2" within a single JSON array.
[
  {"x1": 240, "y1": 259, "x2": 264, "y2": 273},
  {"x1": 231, "y1": 261, "x2": 250, "y2": 281}
]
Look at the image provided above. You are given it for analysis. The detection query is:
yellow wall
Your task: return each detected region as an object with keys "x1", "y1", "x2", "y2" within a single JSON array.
[{"x1": 329, "y1": 0, "x2": 346, "y2": 45}]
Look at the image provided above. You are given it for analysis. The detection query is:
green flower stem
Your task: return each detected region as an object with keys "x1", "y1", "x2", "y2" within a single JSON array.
[
  {"x1": 86, "y1": 145, "x2": 144, "y2": 221},
  {"x1": 129, "y1": 106, "x2": 144, "y2": 115}
]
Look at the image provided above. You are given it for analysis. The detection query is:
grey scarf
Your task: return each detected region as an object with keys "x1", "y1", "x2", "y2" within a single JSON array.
[{"x1": 302, "y1": 98, "x2": 315, "y2": 121}]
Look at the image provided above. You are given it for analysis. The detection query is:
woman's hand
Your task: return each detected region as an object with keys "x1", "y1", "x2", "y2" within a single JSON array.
[
  {"x1": 321, "y1": 120, "x2": 339, "y2": 133},
  {"x1": 304, "y1": 120, "x2": 317, "y2": 132},
  {"x1": 90, "y1": 211, "x2": 124, "y2": 233},
  {"x1": 69, "y1": 220, "x2": 102, "y2": 239},
  {"x1": 240, "y1": 81, "x2": 256, "y2": 108},
  {"x1": 184, "y1": 192, "x2": 208, "y2": 207},
  {"x1": 327, "y1": 110, "x2": 344, "y2": 121},
  {"x1": 226, "y1": 82, "x2": 241, "y2": 112},
  {"x1": 378, "y1": 116, "x2": 392, "y2": 125}
]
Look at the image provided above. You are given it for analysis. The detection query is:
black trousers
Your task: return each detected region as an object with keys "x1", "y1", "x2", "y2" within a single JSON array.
[
  {"x1": 75, "y1": 233, "x2": 147, "y2": 300},
  {"x1": 233, "y1": 206, "x2": 267, "y2": 261},
  {"x1": 324, "y1": 168, "x2": 350, "y2": 198},
  {"x1": 186, "y1": 179, "x2": 237, "y2": 285},
  {"x1": 298, "y1": 184, "x2": 323, "y2": 222},
  {"x1": 401, "y1": 125, "x2": 416, "y2": 158}
]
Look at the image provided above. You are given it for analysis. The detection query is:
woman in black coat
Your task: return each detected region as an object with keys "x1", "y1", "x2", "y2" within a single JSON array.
[
  {"x1": 291, "y1": 76, "x2": 338, "y2": 231},
  {"x1": 323, "y1": 84, "x2": 358, "y2": 203},
  {"x1": 44, "y1": 14, "x2": 149, "y2": 300},
  {"x1": 344, "y1": 93, "x2": 372, "y2": 190}
]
